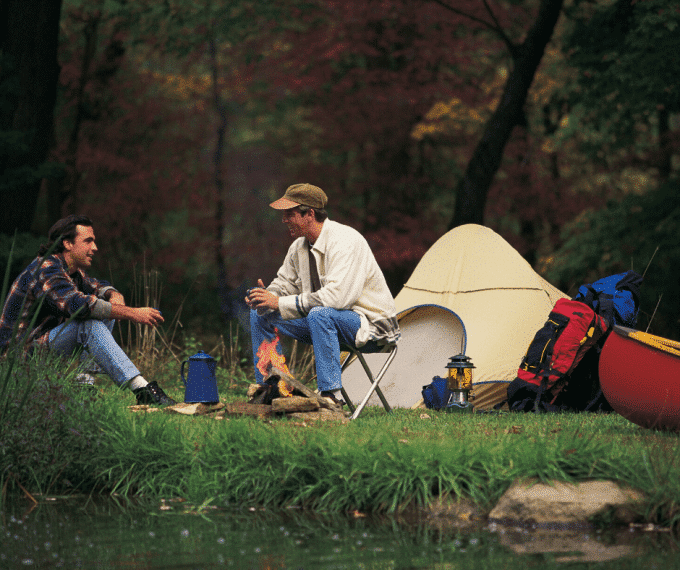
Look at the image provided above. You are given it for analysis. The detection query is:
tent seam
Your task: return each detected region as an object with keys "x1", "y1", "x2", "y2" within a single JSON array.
[{"x1": 402, "y1": 286, "x2": 553, "y2": 294}]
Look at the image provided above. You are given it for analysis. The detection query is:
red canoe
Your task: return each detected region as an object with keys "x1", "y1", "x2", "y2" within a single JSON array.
[{"x1": 599, "y1": 325, "x2": 680, "y2": 431}]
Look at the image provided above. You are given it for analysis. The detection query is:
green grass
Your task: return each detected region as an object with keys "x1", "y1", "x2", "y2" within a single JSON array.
[
  {"x1": 0, "y1": 350, "x2": 102, "y2": 498},
  {"x1": 37, "y1": 378, "x2": 678, "y2": 531}
]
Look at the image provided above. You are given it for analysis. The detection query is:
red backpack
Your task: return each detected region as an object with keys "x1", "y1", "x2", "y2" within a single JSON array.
[{"x1": 507, "y1": 298, "x2": 609, "y2": 411}]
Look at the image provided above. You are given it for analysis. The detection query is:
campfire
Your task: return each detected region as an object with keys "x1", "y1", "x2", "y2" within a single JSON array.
[
  {"x1": 247, "y1": 332, "x2": 346, "y2": 418},
  {"x1": 254, "y1": 332, "x2": 295, "y2": 401}
]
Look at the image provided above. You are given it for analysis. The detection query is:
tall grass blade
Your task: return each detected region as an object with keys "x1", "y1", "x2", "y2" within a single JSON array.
[
  {"x1": 646, "y1": 293, "x2": 663, "y2": 333},
  {"x1": 1, "y1": 230, "x2": 18, "y2": 308},
  {"x1": 642, "y1": 245, "x2": 659, "y2": 279}
]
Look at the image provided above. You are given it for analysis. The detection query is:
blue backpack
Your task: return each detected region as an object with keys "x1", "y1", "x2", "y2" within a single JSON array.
[
  {"x1": 573, "y1": 271, "x2": 643, "y2": 327},
  {"x1": 422, "y1": 376, "x2": 451, "y2": 410}
]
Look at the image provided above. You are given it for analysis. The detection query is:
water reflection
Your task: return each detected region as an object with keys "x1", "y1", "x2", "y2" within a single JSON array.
[
  {"x1": 497, "y1": 527, "x2": 636, "y2": 563},
  {"x1": 0, "y1": 497, "x2": 676, "y2": 569}
]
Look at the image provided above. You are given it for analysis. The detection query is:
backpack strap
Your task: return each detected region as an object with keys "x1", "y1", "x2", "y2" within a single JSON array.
[
  {"x1": 533, "y1": 368, "x2": 565, "y2": 412},
  {"x1": 533, "y1": 375, "x2": 548, "y2": 412},
  {"x1": 596, "y1": 292, "x2": 615, "y2": 326}
]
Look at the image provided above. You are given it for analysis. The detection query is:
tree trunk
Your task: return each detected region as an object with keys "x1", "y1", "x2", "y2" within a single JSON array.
[
  {"x1": 208, "y1": 33, "x2": 230, "y2": 318},
  {"x1": 658, "y1": 108, "x2": 672, "y2": 181},
  {"x1": 0, "y1": 0, "x2": 63, "y2": 235},
  {"x1": 44, "y1": 12, "x2": 102, "y2": 225},
  {"x1": 448, "y1": 0, "x2": 564, "y2": 229}
]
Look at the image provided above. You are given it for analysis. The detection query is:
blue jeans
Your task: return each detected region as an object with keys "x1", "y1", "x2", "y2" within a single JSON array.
[
  {"x1": 250, "y1": 307, "x2": 381, "y2": 392},
  {"x1": 48, "y1": 319, "x2": 140, "y2": 388}
]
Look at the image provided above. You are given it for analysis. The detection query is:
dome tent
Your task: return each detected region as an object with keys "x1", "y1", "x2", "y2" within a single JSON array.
[{"x1": 342, "y1": 224, "x2": 566, "y2": 410}]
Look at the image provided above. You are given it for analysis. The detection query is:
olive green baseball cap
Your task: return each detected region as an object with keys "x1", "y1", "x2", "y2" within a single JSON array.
[{"x1": 269, "y1": 183, "x2": 328, "y2": 210}]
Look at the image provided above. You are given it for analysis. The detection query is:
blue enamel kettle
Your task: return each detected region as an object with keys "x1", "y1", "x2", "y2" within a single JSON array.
[{"x1": 181, "y1": 351, "x2": 219, "y2": 404}]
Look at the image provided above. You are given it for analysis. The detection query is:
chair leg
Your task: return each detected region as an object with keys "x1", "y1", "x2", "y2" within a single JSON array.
[
  {"x1": 354, "y1": 352, "x2": 392, "y2": 412},
  {"x1": 339, "y1": 351, "x2": 357, "y2": 413},
  {"x1": 340, "y1": 386, "x2": 355, "y2": 413},
  {"x1": 349, "y1": 346, "x2": 397, "y2": 420}
]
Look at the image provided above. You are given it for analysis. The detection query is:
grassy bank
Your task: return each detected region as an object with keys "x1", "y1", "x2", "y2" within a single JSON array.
[
  {"x1": 91, "y1": 393, "x2": 680, "y2": 521},
  {"x1": 3, "y1": 352, "x2": 679, "y2": 531}
]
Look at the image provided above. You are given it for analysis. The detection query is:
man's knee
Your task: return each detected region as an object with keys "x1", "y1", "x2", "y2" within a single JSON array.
[
  {"x1": 307, "y1": 306, "x2": 334, "y2": 323},
  {"x1": 79, "y1": 319, "x2": 115, "y2": 343},
  {"x1": 251, "y1": 309, "x2": 284, "y2": 336},
  {"x1": 85, "y1": 319, "x2": 112, "y2": 331}
]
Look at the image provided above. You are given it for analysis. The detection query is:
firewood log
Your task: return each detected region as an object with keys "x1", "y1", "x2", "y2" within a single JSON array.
[
  {"x1": 267, "y1": 366, "x2": 342, "y2": 411},
  {"x1": 224, "y1": 403, "x2": 272, "y2": 418},
  {"x1": 272, "y1": 396, "x2": 320, "y2": 413}
]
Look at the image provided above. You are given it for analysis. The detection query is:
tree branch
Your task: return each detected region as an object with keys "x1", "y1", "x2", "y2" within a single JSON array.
[
  {"x1": 448, "y1": 0, "x2": 565, "y2": 229},
  {"x1": 430, "y1": 0, "x2": 518, "y2": 55}
]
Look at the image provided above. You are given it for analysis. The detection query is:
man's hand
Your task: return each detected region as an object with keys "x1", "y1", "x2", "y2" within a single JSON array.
[
  {"x1": 110, "y1": 304, "x2": 164, "y2": 326},
  {"x1": 245, "y1": 278, "x2": 279, "y2": 311},
  {"x1": 133, "y1": 307, "x2": 164, "y2": 326}
]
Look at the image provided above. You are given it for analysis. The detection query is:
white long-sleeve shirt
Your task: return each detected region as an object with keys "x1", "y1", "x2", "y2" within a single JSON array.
[{"x1": 266, "y1": 219, "x2": 400, "y2": 347}]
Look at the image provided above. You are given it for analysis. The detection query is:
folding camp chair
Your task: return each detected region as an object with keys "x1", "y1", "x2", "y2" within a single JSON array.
[{"x1": 339, "y1": 343, "x2": 398, "y2": 420}]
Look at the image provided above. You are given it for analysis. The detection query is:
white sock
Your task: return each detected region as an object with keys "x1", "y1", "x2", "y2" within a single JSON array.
[{"x1": 129, "y1": 375, "x2": 149, "y2": 391}]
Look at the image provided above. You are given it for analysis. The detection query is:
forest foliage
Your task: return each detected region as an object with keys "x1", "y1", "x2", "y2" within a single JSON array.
[{"x1": 1, "y1": 0, "x2": 678, "y2": 339}]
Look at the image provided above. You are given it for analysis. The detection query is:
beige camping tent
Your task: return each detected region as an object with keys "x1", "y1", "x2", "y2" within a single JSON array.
[{"x1": 342, "y1": 224, "x2": 567, "y2": 410}]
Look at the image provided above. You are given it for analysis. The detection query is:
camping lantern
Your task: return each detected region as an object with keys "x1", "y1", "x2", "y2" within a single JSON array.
[{"x1": 445, "y1": 354, "x2": 475, "y2": 411}]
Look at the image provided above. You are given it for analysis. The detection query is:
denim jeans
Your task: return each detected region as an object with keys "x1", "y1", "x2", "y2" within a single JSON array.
[
  {"x1": 250, "y1": 307, "x2": 381, "y2": 392},
  {"x1": 48, "y1": 319, "x2": 140, "y2": 387}
]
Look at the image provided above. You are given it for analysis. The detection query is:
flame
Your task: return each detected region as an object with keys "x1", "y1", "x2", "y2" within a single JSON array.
[
  {"x1": 256, "y1": 332, "x2": 291, "y2": 378},
  {"x1": 277, "y1": 380, "x2": 293, "y2": 398}
]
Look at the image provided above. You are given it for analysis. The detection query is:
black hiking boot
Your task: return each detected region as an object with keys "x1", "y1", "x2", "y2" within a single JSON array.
[
  {"x1": 320, "y1": 391, "x2": 345, "y2": 407},
  {"x1": 133, "y1": 381, "x2": 176, "y2": 406}
]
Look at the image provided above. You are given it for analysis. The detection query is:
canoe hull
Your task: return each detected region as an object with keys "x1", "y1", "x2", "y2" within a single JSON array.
[{"x1": 599, "y1": 326, "x2": 680, "y2": 431}]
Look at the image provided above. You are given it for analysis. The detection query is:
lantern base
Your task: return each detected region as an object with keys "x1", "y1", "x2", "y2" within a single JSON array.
[
  {"x1": 445, "y1": 390, "x2": 474, "y2": 413},
  {"x1": 445, "y1": 402, "x2": 474, "y2": 413}
]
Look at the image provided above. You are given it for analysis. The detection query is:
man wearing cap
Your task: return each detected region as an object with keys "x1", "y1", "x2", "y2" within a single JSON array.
[{"x1": 246, "y1": 183, "x2": 400, "y2": 405}]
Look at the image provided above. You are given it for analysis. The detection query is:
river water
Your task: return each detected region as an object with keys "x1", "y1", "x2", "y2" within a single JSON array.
[{"x1": 1, "y1": 497, "x2": 677, "y2": 569}]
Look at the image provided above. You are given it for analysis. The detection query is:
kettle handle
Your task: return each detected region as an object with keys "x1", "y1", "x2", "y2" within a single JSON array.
[{"x1": 180, "y1": 360, "x2": 188, "y2": 386}]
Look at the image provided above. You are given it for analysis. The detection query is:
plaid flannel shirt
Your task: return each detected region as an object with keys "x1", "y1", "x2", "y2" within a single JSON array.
[{"x1": 0, "y1": 253, "x2": 116, "y2": 353}]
